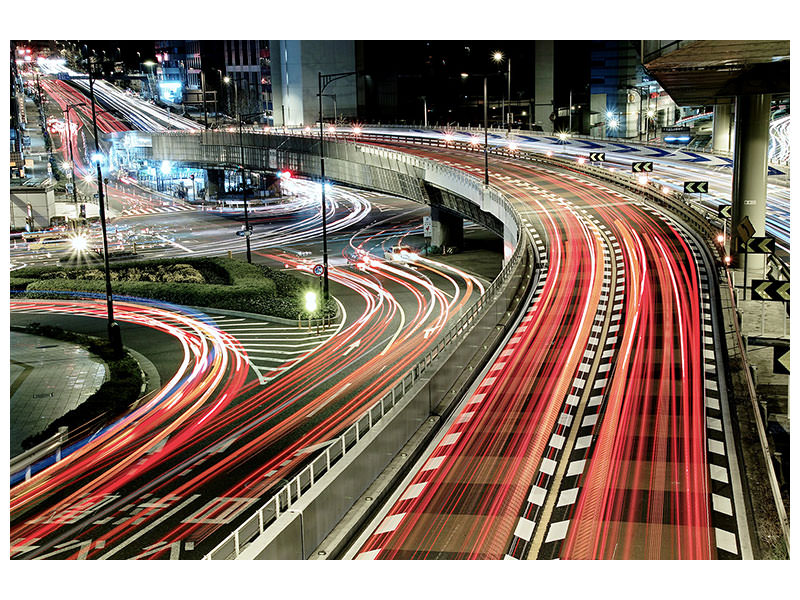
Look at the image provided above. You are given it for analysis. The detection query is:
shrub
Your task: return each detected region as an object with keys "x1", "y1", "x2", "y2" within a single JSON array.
[{"x1": 11, "y1": 257, "x2": 333, "y2": 319}]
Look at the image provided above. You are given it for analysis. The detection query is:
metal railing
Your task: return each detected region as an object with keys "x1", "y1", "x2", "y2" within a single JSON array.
[
  {"x1": 194, "y1": 129, "x2": 755, "y2": 558},
  {"x1": 10, "y1": 426, "x2": 69, "y2": 484},
  {"x1": 203, "y1": 165, "x2": 525, "y2": 559}
]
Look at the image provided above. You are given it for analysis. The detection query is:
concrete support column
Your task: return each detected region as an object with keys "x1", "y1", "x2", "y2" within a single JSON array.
[
  {"x1": 712, "y1": 103, "x2": 733, "y2": 153},
  {"x1": 731, "y1": 93, "x2": 770, "y2": 279},
  {"x1": 430, "y1": 205, "x2": 463, "y2": 251},
  {"x1": 206, "y1": 168, "x2": 225, "y2": 199}
]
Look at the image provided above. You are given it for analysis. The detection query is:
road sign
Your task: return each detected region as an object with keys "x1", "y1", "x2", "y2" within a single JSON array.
[
  {"x1": 423, "y1": 216, "x2": 432, "y2": 238},
  {"x1": 662, "y1": 125, "x2": 690, "y2": 133},
  {"x1": 236, "y1": 230, "x2": 251, "y2": 237},
  {"x1": 774, "y1": 347, "x2": 790, "y2": 375},
  {"x1": 589, "y1": 152, "x2": 605, "y2": 162},
  {"x1": 632, "y1": 161, "x2": 653, "y2": 173},
  {"x1": 736, "y1": 215, "x2": 755, "y2": 243},
  {"x1": 718, "y1": 205, "x2": 732, "y2": 219},
  {"x1": 738, "y1": 236, "x2": 775, "y2": 254},
  {"x1": 683, "y1": 181, "x2": 709, "y2": 194},
  {"x1": 313, "y1": 264, "x2": 325, "y2": 276},
  {"x1": 751, "y1": 280, "x2": 789, "y2": 302}
]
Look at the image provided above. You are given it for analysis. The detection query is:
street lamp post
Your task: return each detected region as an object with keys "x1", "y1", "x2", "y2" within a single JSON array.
[
  {"x1": 492, "y1": 51, "x2": 511, "y2": 129},
  {"x1": 64, "y1": 102, "x2": 86, "y2": 205},
  {"x1": 318, "y1": 70, "x2": 356, "y2": 301},
  {"x1": 237, "y1": 111, "x2": 264, "y2": 263},
  {"x1": 142, "y1": 61, "x2": 156, "y2": 100},
  {"x1": 484, "y1": 76, "x2": 489, "y2": 185},
  {"x1": 225, "y1": 75, "x2": 250, "y2": 122},
  {"x1": 87, "y1": 58, "x2": 122, "y2": 355}
]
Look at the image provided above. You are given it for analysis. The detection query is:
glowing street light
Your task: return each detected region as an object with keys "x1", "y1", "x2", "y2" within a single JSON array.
[
  {"x1": 305, "y1": 290, "x2": 319, "y2": 313},
  {"x1": 70, "y1": 234, "x2": 89, "y2": 252},
  {"x1": 491, "y1": 51, "x2": 511, "y2": 128}
]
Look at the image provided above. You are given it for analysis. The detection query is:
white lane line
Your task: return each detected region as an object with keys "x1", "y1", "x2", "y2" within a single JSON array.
[
  {"x1": 97, "y1": 494, "x2": 201, "y2": 559},
  {"x1": 155, "y1": 234, "x2": 194, "y2": 254}
]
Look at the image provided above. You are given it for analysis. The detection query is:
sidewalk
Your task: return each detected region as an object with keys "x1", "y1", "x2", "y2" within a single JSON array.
[{"x1": 9, "y1": 332, "x2": 108, "y2": 457}]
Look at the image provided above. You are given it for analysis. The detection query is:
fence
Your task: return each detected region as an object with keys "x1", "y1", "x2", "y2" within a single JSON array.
[{"x1": 203, "y1": 153, "x2": 525, "y2": 559}]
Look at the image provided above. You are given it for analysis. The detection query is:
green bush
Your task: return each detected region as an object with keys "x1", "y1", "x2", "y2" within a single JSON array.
[{"x1": 10, "y1": 257, "x2": 336, "y2": 319}]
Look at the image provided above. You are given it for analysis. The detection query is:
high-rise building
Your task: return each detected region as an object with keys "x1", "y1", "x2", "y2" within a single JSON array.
[
  {"x1": 269, "y1": 41, "x2": 356, "y2": 127},
  {"x1": 589, "y1": 41, "x2": 677, "y2": 140},
  {"x1": 223, "y1": 40, "x2": 272, "y2": 118},
  {"x1": 154, "y1": 40, "x2": 202, "y2": 104}
]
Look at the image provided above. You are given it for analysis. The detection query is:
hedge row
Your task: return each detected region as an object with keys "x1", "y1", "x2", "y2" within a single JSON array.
[
  {"x1": 16, "y1": 323, "x2": 144, "y2": 450},
  {"x1": 11, "y1": 257, "x2": 336, "y2": 320}
]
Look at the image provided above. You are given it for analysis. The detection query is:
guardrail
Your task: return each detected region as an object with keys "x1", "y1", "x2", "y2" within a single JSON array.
[
  {"x1": 723, "y1": 268, "x2": 791, "y2": 553},
  {"x1": 203, "y1": 128, "x2": 744, "y2": 559},
  {"x1": 203, "y1": 163, "x2": 525, "y2": 560},
  {"x1": 10, "y1": 426, "x2": 68, "y2": 483}
]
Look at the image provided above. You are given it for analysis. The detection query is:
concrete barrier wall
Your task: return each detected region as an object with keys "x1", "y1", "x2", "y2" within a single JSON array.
[{"x1": 142, "y1": 131, "x2": 516, "y2": 245}]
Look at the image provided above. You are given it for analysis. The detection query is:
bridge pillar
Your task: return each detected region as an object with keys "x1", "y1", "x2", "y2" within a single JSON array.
[
  {"x1": 430, "y1": 205, "x2": 463, "y2": 251},
  {"x1": 712, "y1": 103, "x2": 733, "y2": 153},
  {"x1": 731, "y1": 93, "x2": 770, "y2": 281},
  {"x1": 206, "y1": 168, "x2": 226, "y2": 199}
]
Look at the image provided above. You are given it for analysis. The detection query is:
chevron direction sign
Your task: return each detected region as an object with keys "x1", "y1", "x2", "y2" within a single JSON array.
[
  {"x1": 683, "y1": 181, "x2": 709, "y2": 194},
  {"x1": 589, "y1": 152, "x2": 605, "y2": 162},
  {"x1": 751, "y1": 280, "x2": 789, "y2": 302},
  {"x1": 738, "y1": 236, "x2": 775, "y2": 254},
  {"x1": 632, "y1": 161, "x2": 653, "y2": 173},
  {"x1": 718, "y1": 205, "x2": 732, "y2": 219},
  {"x1": 773, "y1": 347, "x2": 789, "y2": 375}
]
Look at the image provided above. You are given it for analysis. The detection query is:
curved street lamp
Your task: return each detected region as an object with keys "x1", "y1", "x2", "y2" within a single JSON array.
[{"x1": 318, "y1": 70, "x2": 356, "y2": 301}]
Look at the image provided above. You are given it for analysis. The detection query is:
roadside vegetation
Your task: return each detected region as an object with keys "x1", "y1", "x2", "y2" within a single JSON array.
[{"x1": 10, "y1": 256, "x2": 336, "y2": 320}]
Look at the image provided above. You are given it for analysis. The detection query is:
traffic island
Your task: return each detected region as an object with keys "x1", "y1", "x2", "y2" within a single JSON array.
[
  {"x1": 11, "y1": 323, "x2": 144, "y2": 453},
  {"x1": 10, "y1": 256, "x2": 336, "y2": 321}
]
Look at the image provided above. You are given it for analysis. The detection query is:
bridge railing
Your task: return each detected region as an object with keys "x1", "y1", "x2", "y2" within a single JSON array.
[{"x1": 202, "y1": 144, "x2": 525, "y2": 559}]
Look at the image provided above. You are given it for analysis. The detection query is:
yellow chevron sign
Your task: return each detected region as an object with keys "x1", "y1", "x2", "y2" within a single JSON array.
[
  {"x1": 774, "y1": 347, "x2": 789, "y2": 375},
  {"x1": 751, "y1": 280, "x2": 790, "y2": 302}
]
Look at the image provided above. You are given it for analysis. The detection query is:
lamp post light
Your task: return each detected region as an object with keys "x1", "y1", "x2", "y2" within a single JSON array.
[
  {"x1": 142, "y1": 60, "x2": 156, "y2": 100},
  {"x1": 87, "y1": 57, "x2": 122, "y2": 355},
  {"x1": 460, "y1": 71, "x2": 495, "y2": 185},
  {"x1": 492, "y1": 51, "x2": 511, "y2": 130},
  {"x1": 318, "y1": 70, "x2": 356, "y2": 301},
  {"x1": 64, "y1": 102, "x2": 86, "y2": 205},
  {"x1": 225, "y1": 75, "x2": 250, "y2": 122},
  {"x1": 237, "y1": 111, "x2": 264, "y2": 264},
  {"x1": 646, "y1": 107, "x2": 656, "y2": 143}
]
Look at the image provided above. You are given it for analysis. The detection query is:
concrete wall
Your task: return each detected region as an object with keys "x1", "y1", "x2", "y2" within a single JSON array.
[
  {"x1": 534, "y1": 41, "x2": 554, "y2": 132},
  {"x1": 269, "y1": 41, "x2": 356, "y2": 127},
  {"x1": 143, "y1": 132, "x2": 518, "y2": 256},
  {"x1": 10, "y1": 185, "x2": 55, "y2": 230}
]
